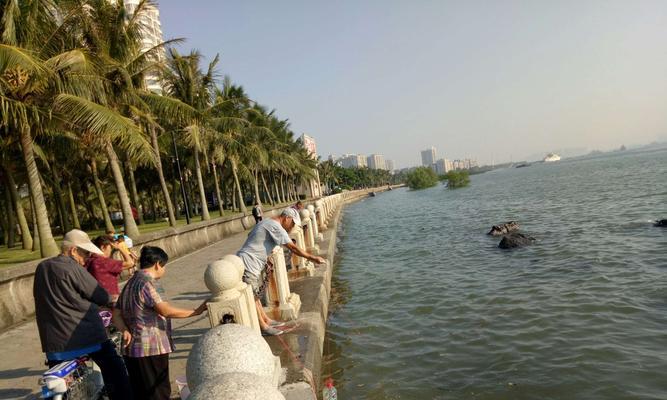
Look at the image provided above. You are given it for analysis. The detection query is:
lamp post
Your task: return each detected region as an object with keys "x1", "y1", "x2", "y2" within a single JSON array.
[{"x1": 170, "y1": 129, "x2": 191, "y2": 224}]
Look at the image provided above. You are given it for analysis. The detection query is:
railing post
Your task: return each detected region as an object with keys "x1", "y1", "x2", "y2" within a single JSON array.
[
  {"x1": 307, "y1": 204, "x2": 323, "y2": 242},
  {"x1": 299, "y1": 209, "x2": 319, "y2": 254},
  {"x1": 288, "y1": 224, "x2": 315, "y2": 277},
  {"x1": 265, "y1": 246, "x2": 301, "y2": 320},
  {"x1": 204, "y1": 256, "x2": 261, "y2": 334}
]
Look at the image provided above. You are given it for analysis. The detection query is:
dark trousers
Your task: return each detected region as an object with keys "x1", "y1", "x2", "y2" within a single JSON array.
[
  {"x1": 124, "y1": 354, "x2": 171, "y2": 400},
  {"x1": 48, "y1": 340, "x2": 133, "y2": 400}
]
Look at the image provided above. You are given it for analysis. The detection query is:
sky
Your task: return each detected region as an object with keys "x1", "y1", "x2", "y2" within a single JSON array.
[{"x1": 158, "y1": 0, "x2": 667, "y2": 168}]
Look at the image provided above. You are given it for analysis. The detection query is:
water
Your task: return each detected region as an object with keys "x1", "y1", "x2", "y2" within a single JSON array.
[{"x1": 323, "y1": 148, "x2": 667, "y2": 399}]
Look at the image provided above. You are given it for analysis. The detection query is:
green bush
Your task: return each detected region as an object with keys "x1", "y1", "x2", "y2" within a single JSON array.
[
  {"x1": 406, "y1": 167, "x2": 439, "y2": 190},
  {"x1": 443, "y1": 170, "x2": 470, "y2": 189}
]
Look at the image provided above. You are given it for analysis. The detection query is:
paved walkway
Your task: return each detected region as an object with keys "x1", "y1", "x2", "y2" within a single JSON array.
[{"x1": 0, "y1": 229, "x2": 250, "y2": 399}]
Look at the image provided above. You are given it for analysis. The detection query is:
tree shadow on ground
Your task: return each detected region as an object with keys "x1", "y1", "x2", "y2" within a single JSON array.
[
  {"x1": 170, "y1": 327, "x2": 209, "y2": 361},
  {"x1": 171, "y1": 291, "x2": 209, "y2": 301},
  {"x1": 0, "y1": 367, "x2": 41, "y2": 381},
  {"x1": 0, "y1": 388, "x2": 33, "y2": 399}
]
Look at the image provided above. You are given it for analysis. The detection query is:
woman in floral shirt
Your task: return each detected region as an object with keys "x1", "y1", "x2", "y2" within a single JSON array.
[{"x1": 118, "y1": 246, "x2": 207, "y2": 399}]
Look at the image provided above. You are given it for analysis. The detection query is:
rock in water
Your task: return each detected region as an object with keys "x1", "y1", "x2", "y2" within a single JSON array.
[
  {"x1": 654, "y1": 219, "x2": 667, "y2": 227},
  {"x1": 488, "y1": 221, "x2": 520, "y2": 236},
  {"x1": 498, "y1": 232, "x2": 535, "y2": 249}
]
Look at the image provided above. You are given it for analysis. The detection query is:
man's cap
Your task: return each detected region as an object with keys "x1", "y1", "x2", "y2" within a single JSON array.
[
  {"x1": 281, "y1": 207, "x2": 301, "y2": 225},
  {"x1": 62, "y1": 229, "x2": 104, "y2": 255}
]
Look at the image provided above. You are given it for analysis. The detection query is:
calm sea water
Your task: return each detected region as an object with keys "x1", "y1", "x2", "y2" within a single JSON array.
[{"x1": 323, "y1": 148, "x2": 667, "y2": 400}]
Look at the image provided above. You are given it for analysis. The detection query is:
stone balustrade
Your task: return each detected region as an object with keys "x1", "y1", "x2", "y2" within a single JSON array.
[
  {"x1": 204, "y1": 256, "x2": 260, "y2": 334},
  {"x1": 299, "y1": 209, "x2": 319, "y2": 255},
  {"x1": 288, "y1": 224, "x2": 315, "y2": 277},
  {"x1": 307, "y1": 204, "x2": 323, "y2": 242},
  {"x1": 266, "y1": 246, "x2": 301, "y2": 320}
]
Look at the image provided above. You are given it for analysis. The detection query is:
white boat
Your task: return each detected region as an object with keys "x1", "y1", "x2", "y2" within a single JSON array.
[{"x1": 543, "y1": 153, "x2": 561, "y2": 162}]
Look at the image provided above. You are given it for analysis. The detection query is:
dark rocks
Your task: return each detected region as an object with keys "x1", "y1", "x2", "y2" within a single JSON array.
[
  {"x1": 654, "y1": 219, "x2": 667, "y2": 227},
  {"x1": 498, "y1": 232, "x2": 535, "y2": 249},
  {"x1": 488, "y1": 221, "x2": 520, "y2": 236}
]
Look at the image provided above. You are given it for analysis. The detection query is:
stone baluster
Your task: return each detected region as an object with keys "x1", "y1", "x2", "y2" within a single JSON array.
[
  {"x1": 204, "y1": 256, "x2": 260, "y2": 334},
  {"x1": 315, "y1": 199, "x2": 326, "y2": 231},
  {"x1": 265, "y1": 246, "x2": 301, "y2": 320},
  {"x1": 299, "y1": 209, "x2": 319, "y2": 254},
  {"x1": 288, "y1": 224, "x2": 315, "y2": 277},
  {"x1": 307, "y1": 204, "x2": 323, "y2": 242}
]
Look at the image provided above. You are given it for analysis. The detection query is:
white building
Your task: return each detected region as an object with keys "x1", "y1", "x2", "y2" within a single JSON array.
[
  {"x1": 385, "y1": 159, "x2": 395, "y2": 173},
  {"x1": 421, "y1": 147, "x2": 436, "y2": 167},
  {"x1": 298, "y1": 134, "x2": 321, "y2": 198},
  {"x1": 435, "y1": 158, "x2": 453, "y2": 174},
  {"x1": 300, "y1": 134, "x2": 317, "y2": 159},
  {"x1": 366, "y1": 154, "x2": 386, "y2": 170},
  {"x1": 124, "y1": 0, "x2": 164, "y2": 93},
  {"x1": 339, "y1": 154, "x2": 367, "y2": 168}
]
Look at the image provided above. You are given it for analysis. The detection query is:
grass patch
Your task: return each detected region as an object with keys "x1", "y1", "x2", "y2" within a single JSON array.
[{"x1": 0, "y1": 211, "x2": 242, "y2": 267}]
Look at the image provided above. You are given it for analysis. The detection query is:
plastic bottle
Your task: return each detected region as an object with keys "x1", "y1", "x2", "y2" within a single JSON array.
[{"x1": 322, "y1": 377, "x2": 337, "y2": 400}]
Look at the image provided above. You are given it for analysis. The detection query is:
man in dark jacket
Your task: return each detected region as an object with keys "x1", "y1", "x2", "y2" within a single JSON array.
[{"x1": 34, "y1": 229, "x2": 133, "y2": 400}]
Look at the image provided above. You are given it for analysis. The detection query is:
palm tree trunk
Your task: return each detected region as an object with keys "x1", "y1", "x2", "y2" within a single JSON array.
[
  {"x1": 150, "y1": 126, "x2": 177, "y2": 226},
  {"x1": 66, "y1": 183, "x2": 81, "y2": 229},
  {"x1": 30, "y1": 191, "x2": 40, "y2": 252},
  {"x1": 90, "y1": 159, "x2": 114, "y2": 233},
  {"x1": 212, "y1": 162, "x2": 224, "y2": 216},
  {"x1": 252, "y1": 170, "x2": 262, "y2": 206},
  {"x1": 261, "y1": 172, "x2": 274, "y2": 205},
  {"x1": 126, "y1": 162, "x2": 144, "y2": 225},
  {"x1": 279, "y1": 174, "x2": 287, "y2": 203},
  {"x1": 230, "y1": 158, "x2": 247, "y2": 213},
  {"x1": 19, "y1": 125, "x2": 59, "y2": 257},
  {"x1": 104, "y1": 140, "x2": 140, "y2": 238},
  {"x1": 81, "y1": 184, "x2": 99, "y2": 230},
  {"x1": 273, "y1": 177, "x2": 283, "y2": 204},
  {"x1": 2, "y1": 186, "x2": 16, "y2": 247},
  {"x1": 172, "y1": 177, "x2": 181, "y2": 219},
  {"x1": 193, "y1": 150, "x2": 210, "y2": 220},
  {"x1": 3, "y1": 164, "x2": 33, "y2": 249},
  {"x1": 51, "y1": 167, "x2": 71, "y2": 233}
]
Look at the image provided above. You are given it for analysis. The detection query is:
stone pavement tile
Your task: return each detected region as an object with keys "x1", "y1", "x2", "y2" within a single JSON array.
[{"x1": 0, "y1": 229, "x2": 250, "y2": 400}]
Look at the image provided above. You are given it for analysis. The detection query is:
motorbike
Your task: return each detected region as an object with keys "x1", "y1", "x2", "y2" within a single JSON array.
[{"x1": 39, "y1": 311, "x2": 121, "y2": 400}]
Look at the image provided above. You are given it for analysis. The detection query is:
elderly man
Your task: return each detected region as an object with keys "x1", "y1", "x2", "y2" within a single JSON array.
[
  {"x1": 33, "y1": 229, "x2": 133, "y2": 400},
  {"x1": 237, "y1": 207, "x2": 325, "y2": 335}
]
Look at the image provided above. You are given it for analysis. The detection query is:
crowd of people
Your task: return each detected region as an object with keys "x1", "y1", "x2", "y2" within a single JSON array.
[{"x1": 32, "y1": 201, "x2": 325, "y2": 399}]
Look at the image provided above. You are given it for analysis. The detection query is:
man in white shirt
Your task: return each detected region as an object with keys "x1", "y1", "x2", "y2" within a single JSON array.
[{"x1": 237, "y1": 208, "x2": 324, "y2": 335}]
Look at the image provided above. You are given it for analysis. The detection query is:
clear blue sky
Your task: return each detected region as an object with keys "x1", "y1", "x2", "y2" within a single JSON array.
[{"x1": 159, "y1": 0, "x2": 667, "y2": 167}]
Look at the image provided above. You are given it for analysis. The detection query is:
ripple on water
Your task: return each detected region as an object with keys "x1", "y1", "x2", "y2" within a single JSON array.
[{"x1": 325, "y1": 149, "x2": 667, "y2": 399}]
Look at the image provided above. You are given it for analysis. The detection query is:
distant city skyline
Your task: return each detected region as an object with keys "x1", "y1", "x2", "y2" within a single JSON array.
[{"x1": 159, "y1": 1, "x2": 667, "y2": 169}]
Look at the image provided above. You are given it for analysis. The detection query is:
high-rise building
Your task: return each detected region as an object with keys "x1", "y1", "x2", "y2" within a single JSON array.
[
  {"x1": 300, "y1": 134, "x2": 318, "y2": 159},
  {"x1": 366, "y1": 154, "x2": 386, "y2": 170},
  {"x1": 385, "y1": 160, "x2": 395, "y2": 172},
  {"x1": 339, "y1": 154, "x2": 367, "y2": 168},
  {"x1": 435, "y1": 158, "x2": 452, "y2": 174},
  {"x1": 124, "y1": 0, "x2": 164, "y2": 93},
  {"x1": 421, "y1": 147, "x2": 436, "y2": 167}
]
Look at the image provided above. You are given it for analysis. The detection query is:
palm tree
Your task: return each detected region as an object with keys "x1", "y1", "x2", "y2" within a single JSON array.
[{"x1": 159, "y1": 49, "x2": 221, "y2": 221}]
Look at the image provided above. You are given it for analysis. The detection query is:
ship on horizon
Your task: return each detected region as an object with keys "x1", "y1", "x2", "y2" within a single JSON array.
[{"x1": 543, "y1": 153, "x2": 561, "y2": 162}]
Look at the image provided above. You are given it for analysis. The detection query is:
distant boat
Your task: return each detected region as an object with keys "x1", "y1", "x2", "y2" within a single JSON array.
[
  {"x1": 543, "y1": 153, "x2": 561, "y2": 162},
  {"x1": 515, "y1": 162, "x2": 531, "y2": 168}
]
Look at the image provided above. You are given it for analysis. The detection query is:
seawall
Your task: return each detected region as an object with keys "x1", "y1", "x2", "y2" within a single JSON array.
[{"x1": 269, "y1": 187, "x2": 394, "y2": 399}]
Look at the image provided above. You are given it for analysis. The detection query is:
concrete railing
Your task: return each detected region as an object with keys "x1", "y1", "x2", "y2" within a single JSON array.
[
  {"x1": 184, "y1": 186, "x2": 394, "y2": 398},
  {"x1": 0, "y1": 187, "x2": 398, "y2": 332}
]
